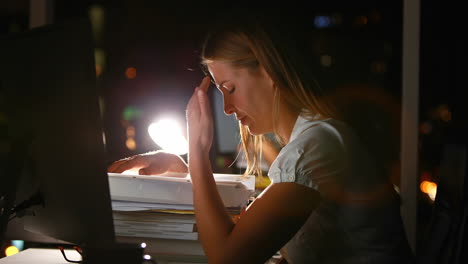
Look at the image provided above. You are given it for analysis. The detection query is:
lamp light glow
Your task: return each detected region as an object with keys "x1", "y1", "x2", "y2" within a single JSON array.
[
  {"x1": 5, "y1": 246, "x2": 19, "y2": 256},
  {"x1": 420, "y1": 180, "x2": 437, "y2": 201},
  {"x1": 148, "y1": 119, "x2": 188, "y2": 155}
]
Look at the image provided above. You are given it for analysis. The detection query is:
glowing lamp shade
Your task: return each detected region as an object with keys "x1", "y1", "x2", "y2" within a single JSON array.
[{"x1": 148, "y1": 119, "x2": 188, "y2": 155}]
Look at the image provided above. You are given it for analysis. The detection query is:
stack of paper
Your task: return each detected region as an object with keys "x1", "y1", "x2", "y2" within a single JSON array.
[
  {"x1": 113, "y1": 211, "x2": 199, "y2": 240},
  {"x1": 108, "y1": 172, "x2": 255, "y2": 240}
]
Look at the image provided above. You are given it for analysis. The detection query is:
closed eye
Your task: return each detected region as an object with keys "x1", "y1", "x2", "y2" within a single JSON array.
[
  {"x1": 223, "y1": 86, "x2": 235, "y2": 95},
  {"x1": 217, "y1": 85, "x2": 236, "y2": 94}
]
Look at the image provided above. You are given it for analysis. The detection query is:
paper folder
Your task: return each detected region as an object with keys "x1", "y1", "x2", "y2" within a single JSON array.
[{"x1": 108, "y1": 173, "x2": 255, "y2": 209}]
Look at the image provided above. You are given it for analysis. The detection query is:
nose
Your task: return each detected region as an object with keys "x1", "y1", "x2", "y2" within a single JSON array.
[{"x1": 223, "y1": 96, "x2": 235, "y2": 116}]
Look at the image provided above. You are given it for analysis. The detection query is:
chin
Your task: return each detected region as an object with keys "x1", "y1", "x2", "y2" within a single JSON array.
[{"x1": 246, "y1": 125, "x2": 266, "y2": 136}]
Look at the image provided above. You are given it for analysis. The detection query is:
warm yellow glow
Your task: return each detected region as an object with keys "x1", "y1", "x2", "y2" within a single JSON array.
[
  {"x1": 126, "y1": 138, "x2": 137, "y2": 150},
  {"x1": 420, "y1": 180, "x2": 437, "y2": 201},
  {"x1": 5, "y1": 246, "x2": 19, "y2": 256},
  {"x1": 148, "y1": 119, "x2": 188, "y2": 155}
]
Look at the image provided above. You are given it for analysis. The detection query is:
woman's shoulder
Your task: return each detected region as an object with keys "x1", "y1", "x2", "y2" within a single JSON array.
[
  {"x1": 268, "y1": 117, "x2": 349, "y2": 186},
  {"x1": 287, "y1": 116, "x2": 351, "y2": 152}
]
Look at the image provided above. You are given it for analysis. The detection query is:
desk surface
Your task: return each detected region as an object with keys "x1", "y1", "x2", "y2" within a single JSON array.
[
  {"x1": 0, "y1": 248, "x2": 208, "y2": 264},
  {"x1": 0, "y1": 248, "x2": 281, "y2": 264}
]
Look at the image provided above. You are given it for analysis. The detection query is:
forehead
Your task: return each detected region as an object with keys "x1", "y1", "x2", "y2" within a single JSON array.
[
  {"x1": 207, "y1": 61, "x2": 242, "y2": 84},
  {"x1": 207, "y1": 61, "x2": 236, "y2": 76}
]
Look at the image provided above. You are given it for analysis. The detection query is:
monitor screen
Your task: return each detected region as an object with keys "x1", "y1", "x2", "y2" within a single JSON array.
[
  {"x1": 0, "y1": 18, "x2": 115, "y2": 246},
  {"x1": 212, "y1": 89, "x2": 240, "y2": 154}
]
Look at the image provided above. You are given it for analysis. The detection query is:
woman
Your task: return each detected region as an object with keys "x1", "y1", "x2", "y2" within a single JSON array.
[{"x1": 109, "y1": 16, "x2": 414, "y2": 263}]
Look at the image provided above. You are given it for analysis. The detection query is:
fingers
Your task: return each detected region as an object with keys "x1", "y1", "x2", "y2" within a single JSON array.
[
  {"x1": 192, "y1": 77, "x2": 211, "y2": 117},
  {"x1": 186, "y1": 87, "x2": 201, "y2": 120},
  {"x1": 199, "y1": 76, "x2": 211, "y2": 93},
  {"x1": 110, "y1": 161, "x2": 139, "y2": 173},
  {"x1": 108, "y1": 156, "x2": 147, "y2": 173},
  {"x1": 139, "y1": 163, "x2": 168, "y2": 175},
  {"x1": 187, "y1": 76, "x2": 210, "y2": 116},
  {"x1": 138, "y1": 154, "x2": 187, "y2": 175},
  {"x1": 108, "y1": 151, "x2": 188, "y2": 176},
  {"x1": 108, "y1": 159, "x2": 127, "y2": 172},
  {"x1": 108, "y1": 158, "x2": 137, "y2": 173},
  {"x1": 187, "y1": 86, "x2": 199, "y2": 108},
  {"x1": 197, "y1": 88, "x2": 211, "y2": 117}
]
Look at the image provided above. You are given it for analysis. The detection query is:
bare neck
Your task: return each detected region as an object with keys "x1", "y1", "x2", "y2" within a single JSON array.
[{"x1": 277, "y1": 109, "x2": 299, "y2": 144}]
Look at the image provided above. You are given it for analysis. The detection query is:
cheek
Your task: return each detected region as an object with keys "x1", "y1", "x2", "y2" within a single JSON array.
[
  {"x1": 251, "y1": 88, "x2": 274, "y2": 112},
  {"x1": 235, "y1": 77, "x2": 274, "y2": 118},
  {"x1": 228, "y1": 86, "x2": 248, "y2": 109},
  {"x1": 240, "y1": 91, "x2": 273, "y2": 125}
]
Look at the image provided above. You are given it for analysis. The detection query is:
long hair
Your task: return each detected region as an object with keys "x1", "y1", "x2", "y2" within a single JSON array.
[{"x1": 201, "y1": 18, "x2": 338, "y2": 176}]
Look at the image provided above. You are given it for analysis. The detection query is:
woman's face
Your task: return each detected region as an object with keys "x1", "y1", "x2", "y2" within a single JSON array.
[{"x1": 208, "y1": 61, "x2": 275, "y2": 135}]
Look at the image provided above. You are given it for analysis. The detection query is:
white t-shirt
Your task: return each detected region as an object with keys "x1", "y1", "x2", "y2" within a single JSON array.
[{"x1": 268, "y1": 115, "x2": 413, "y2": 263}]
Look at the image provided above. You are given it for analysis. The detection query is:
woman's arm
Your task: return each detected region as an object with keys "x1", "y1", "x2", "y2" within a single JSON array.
[{"x1": 190, "y1": 152, "x2": 320, "y2": 263}]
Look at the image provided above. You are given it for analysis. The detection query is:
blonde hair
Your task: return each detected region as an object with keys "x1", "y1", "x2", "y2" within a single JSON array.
[{"x1": 201, "y1": 22, "x2": 337, "y2": 176}]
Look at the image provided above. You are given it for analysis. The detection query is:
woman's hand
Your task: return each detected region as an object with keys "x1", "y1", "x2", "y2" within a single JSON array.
[
  {"x1": 107, "y1": 151, "x2": 188, "y2": 175},
  {"x1": 186, "y1": 76, "x2": 213, "y2": 155}
]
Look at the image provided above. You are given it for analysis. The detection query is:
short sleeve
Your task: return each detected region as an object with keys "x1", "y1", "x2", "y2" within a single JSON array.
[{"x1": 268, "y1": 123, "x2": 346, "y2": 191}]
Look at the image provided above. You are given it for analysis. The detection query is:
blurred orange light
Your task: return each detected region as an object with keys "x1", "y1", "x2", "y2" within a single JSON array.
[
  {"x1": 126, "y1": 126, "x2": 136, "y2": 137},
  {"x1": 95, "y1": 64, "x2": 103, "y2": 77},
  {"x1": 5, "y1": 246, "x2": 19, "y2": 256},
  {"x1": 420, "y1": 180, "x2": 437, "y2": 201},
  {"x1": 125, "y1": 67, "x2": 137, "y2": 79},
  {"x1": 126, "y1": 138, "x2": 136, "y2": 150}
]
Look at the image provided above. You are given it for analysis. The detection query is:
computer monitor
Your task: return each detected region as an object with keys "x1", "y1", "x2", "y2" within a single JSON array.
[
  {"x1": 212, "y1": 90, "x2": 240, "y2": 154},
  {"x1": 0, "y1": 18, "x2": 115, "y2": 247}
]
